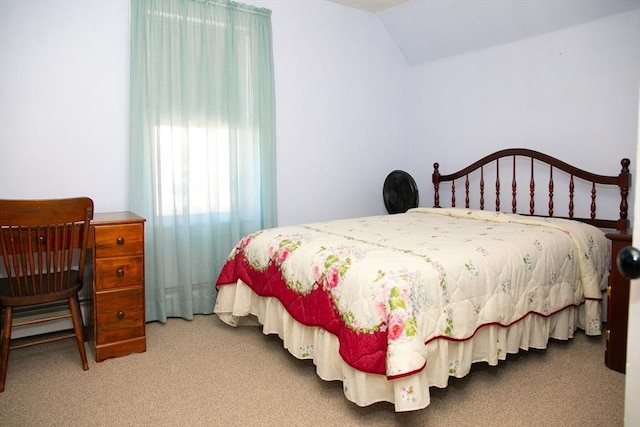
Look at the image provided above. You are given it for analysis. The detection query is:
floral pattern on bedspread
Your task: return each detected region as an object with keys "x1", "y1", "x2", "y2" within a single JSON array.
[{"x1": 215, "y1": 208, "x2": 609, "y2": 379}]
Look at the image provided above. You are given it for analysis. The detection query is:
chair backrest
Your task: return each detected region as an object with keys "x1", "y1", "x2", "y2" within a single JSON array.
[{"x1": 0, "y1": 198, "x2": 94, "y2": 296}]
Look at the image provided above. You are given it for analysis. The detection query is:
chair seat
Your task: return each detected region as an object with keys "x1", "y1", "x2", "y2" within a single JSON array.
[{"x1": 0, "y1": 270, "x2": 82, "y2": 307}]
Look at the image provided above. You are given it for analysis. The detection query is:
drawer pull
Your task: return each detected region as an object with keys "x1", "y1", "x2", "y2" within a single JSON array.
[
  {"x1": 116, "y1": 236, "x2": 125, "y2": 245},
  {"x1": 116, "y1": 268, "x2": 125, "y2": 277},
  {"x1": 117, "y1": 311, "x2": 125, "y2": 320}
]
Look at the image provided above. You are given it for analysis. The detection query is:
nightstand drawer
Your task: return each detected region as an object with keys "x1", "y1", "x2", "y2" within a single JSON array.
[
  {"x1": 95, "y1": 255, "x2": 144, "y2": 290},
  {"x1": 95, "y1": 287, "x2": 145, "y2": 345},
  {"x1": 94, "y1": 224, "x2": 143, "y2": 257}
]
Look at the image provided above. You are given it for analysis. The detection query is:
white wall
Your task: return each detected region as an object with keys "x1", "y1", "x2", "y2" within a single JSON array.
[
  {"x1": 409, "y1": 10, "x2": 640, "y2": 221},
  {"x1": 0, "y1": 0, "x2": 411, "y2": 226},
  {"x1": 0, "y1": 0, "x2": 130, "y2": 213},
  {"x1": 245, "y1": 0, "x2": 411, "y2": 225}
]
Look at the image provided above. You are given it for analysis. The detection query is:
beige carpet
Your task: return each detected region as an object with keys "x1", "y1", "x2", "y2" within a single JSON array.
[{"x1": 0, "y1": 315, "x2": 625, "y2": 426}]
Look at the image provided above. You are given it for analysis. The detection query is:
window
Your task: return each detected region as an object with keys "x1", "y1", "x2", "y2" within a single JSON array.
[{"x1": 153, "y1": 125, "x2": 231, "y2": 217}]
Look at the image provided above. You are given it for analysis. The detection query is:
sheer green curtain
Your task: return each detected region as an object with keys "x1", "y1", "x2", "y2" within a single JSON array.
[{"x1": 129, "y1": 0, "x2": 277, "y2": 322}]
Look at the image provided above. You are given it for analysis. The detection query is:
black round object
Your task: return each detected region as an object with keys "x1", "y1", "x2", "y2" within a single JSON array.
[
  {"x1": 383, "y1": 170, "x2": 419, "y2": 214},
  {"x1": 617, "y1": 245, "x2": 640, "y2": 280}
]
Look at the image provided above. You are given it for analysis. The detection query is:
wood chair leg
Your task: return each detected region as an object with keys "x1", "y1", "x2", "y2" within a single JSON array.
[
  {"x1": 1, "y1": 306, "x2": 13, "y2": 393},
  {"x1": 68, "y1": 296, "x2": 89, "y2": 371}
]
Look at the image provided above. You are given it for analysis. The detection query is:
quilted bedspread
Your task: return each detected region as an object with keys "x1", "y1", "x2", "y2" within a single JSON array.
[{"x1": 215, "y1": 208, "x2": 609, "y2": 379}]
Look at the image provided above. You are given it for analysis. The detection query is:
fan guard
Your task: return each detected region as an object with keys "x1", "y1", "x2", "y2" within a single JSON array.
[{"x1": 383, "y1": 170, "x2": 419, "y2": 214}]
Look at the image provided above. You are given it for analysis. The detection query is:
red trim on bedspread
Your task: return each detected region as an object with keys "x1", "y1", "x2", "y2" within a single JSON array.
[
  {"x1": 217, "y1": 252, "x2": 389, "y2": 376},
  {"x1": 425, "y1": 305, "x2": 582, "y2": 346}
]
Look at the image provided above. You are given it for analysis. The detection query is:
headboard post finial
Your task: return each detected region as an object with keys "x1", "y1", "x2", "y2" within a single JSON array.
[
  {"x1": 621, "y1": 158, "x2": 631, "y2": 171},
  {"x1": 618, "y1": 158, "x2": 631, "y2": 229},
  {"x1": 433, "y1": 163, "x2": 441, "y2": 208}
]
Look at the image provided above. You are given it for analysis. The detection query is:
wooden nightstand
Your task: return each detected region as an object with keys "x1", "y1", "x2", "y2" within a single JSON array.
[
  {"x1": 604, "y1": 229, "x2": 631, "y2": 373},
  {"x1": 88, "y1": 212, "x2": 146, "y2": 362}
]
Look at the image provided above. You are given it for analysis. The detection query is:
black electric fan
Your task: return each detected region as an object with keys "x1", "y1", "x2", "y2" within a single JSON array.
[{"x1": 383, "y1": 170, "x2": 419, "y2": 214}]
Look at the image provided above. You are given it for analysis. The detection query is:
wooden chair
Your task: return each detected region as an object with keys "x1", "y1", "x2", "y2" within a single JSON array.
[{"x1": 0, "y1": 198, "x2": 94, "y2": 392}]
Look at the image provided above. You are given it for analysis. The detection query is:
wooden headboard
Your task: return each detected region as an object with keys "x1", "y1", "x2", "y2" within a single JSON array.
[{"x1": 432, "y1": 148, "x2": 631, "y2": 230}]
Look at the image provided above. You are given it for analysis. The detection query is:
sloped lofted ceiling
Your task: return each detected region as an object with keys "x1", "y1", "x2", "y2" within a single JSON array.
[
  {"x1": 328, "y1": 0, "x2": 411, "y2": 13},
  {"x1": 328, "y1": 0, "x2": 640, "y2": 65}
]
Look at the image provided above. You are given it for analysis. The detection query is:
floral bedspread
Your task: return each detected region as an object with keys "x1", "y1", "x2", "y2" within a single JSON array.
[{"x1": 215, "y1": 208, "x2": 609, "y2": 379}]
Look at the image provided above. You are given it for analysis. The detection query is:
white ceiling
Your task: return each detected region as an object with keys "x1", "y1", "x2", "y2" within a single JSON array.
[{"x1": 328, "y1": 0, "x2": 640, "y2": 65}]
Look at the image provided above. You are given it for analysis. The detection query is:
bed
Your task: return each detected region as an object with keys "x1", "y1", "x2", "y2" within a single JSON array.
[{"x1": 213, "y1": 148, "x2": 631, "y2": 412}]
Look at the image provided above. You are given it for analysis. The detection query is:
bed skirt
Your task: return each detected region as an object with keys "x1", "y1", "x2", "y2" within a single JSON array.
[{"x1": 214, "y1": 280, "x2": 596, "y2": 412}]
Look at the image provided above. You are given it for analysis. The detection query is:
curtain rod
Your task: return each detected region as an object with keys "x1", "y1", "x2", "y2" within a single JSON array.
[{"x1": 193, "y1": 0, "x2": 272, "y2": 17}]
